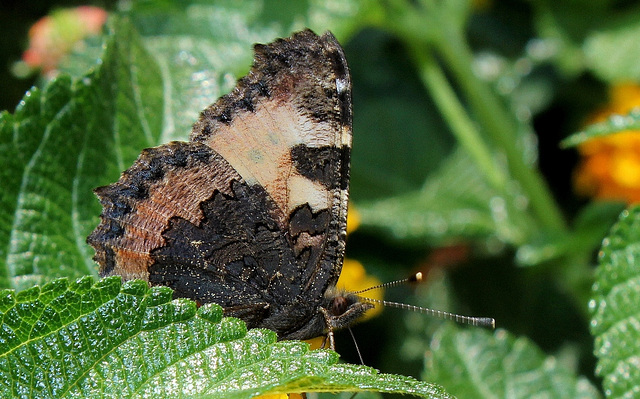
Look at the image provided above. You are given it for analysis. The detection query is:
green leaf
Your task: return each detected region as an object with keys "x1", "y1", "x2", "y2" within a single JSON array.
[
  {"x1": 425, "y1": 324, "x2": 601, "y2": 399},
  {"x1": 530, "y1": 1, "x2": 609, "y2": 76},
  {"x1": 590, "y1": 206, "x2": 640, "y2": 397},
  {"x1": 347, "y1": 29, "x2": 455, "y2": 201},
  {"x1": 357, "y1": 147, "x2": 535, "y2": 247},
  {"x1": 0, "y1": 18, "x2": 164, "y2": 291},
  {"x1": 561, "y1": 109, "x2": 640, "y2": 148},
  {"x1": 583, "y1": 8, "x2": 640, "y2": 82},
  {"x1": 516, "y1": 201, "x2": 624, "y2": 266},
  {"x1": 123, "y1": 1, "x2": 277, "y2": 142},
  {"x1": 0, "y1": 276, "x2": 452, "y2": 398}
]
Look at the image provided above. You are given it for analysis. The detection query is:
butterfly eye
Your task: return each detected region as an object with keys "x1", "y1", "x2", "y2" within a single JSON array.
[{"x1": 330, "y1": 296, "x2": 348, "y2": 316}]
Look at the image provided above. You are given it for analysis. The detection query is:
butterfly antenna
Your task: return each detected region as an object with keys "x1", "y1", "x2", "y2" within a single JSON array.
[
  {"x1": 351, "y1": 272, "x2": 424, "y2": 295},
  {"x1": 356, "y1": 295, "x2": 495, "y2": 328}
]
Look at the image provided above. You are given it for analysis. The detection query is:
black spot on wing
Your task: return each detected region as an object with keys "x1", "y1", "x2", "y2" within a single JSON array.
[
  {"x1": 147, "y1": 180, "x2": 326, "y2": 336},
  {"x1": 100, "y1": 246, "x2": 116, "y2": 276},
  {"x1": 250, "y1": 80, "x2": 271, "y2": 97},
  {"x1": 338, "y1": 88, "x2": 352, "y2": 128},
  {"x1": 99, "y1": 199, "x2": 132, "y2": 220},
  {"x1": 290, "y1": 144, "x2": 349, "y2": 190},
  {"x1": 112, "y1": 181, "x2": 149, "y2": 200},
  {"x1": 236, "y1": 96, "x2": 255, "y2": 112},
  {"x1": 214, "y1": 109, "x2": 232, "y2": 125},
  {"x1": 327, "y1": 48, "x2": 348, "y2": 83},
  {"x1": 288, "y1": 204, "x2": 331, "y2": 237}
]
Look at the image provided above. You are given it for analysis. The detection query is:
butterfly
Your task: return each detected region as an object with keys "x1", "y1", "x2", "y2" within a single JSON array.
[{"x1": 87, "y1": 29, "x2": 373, "y2": 344}]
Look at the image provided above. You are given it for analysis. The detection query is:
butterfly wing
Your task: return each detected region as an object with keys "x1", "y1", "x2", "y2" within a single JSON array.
[
  {"x1": 87, "y1": 30, "x2": 354, "y2": 339},
  {"x1": 191, "y1": 30, "x2": 353, "y2": 300}
]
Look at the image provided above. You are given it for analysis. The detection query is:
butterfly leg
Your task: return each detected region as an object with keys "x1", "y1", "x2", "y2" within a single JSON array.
[{"x1": 319, "y1": 307, "x2": 336, "y2": 350}]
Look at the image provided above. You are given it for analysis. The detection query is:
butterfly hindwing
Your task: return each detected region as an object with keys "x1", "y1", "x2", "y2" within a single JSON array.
[{"x1": 87, "y1": 141, "x2": 240, "y2": 281}]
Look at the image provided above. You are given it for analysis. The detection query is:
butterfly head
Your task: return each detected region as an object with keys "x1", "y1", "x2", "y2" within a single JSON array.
[{"x1": 321, "y1": 286, "x2": 374, "y2": 332}]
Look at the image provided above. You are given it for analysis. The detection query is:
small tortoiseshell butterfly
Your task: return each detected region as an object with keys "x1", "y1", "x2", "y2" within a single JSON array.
[
  {"x1": 88, "y1": 30, "x2": 494, "y2": 346},
  {"x1": 87, "y1": 30, "x2": 373, "y2": 343}
]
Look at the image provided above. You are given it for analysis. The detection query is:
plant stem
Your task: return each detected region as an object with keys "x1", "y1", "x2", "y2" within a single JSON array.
[
  {"x1": 432, "y1": 25, "x2": 568, "y2": 233},
  {"x1": 410, "y1": 45, "x2": 506, "y2": 191},
  {"x1": 384, "y1": 1, "x2": 568, "y2": 234}
]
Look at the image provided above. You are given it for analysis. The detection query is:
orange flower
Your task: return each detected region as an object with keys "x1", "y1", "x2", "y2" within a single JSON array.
[
  {"x1": 21, "y1": 6, "x2": 108, "y2": 77},
  {"x1": 574, "y1": 83, "x2": 640, "y2": 203}
]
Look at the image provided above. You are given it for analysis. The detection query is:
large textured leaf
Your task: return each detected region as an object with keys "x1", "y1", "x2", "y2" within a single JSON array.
[
  {"x1": 0, "y1": 19, "x2": 163, "y2": 291},
  {"x1": 590, "y1": 206, "x2": 640, "y2": 397},
  {"x1": 425, "y1": 324, "x2": 601, "y2": 399},
  {"x1": 0, "y1": 276, "x2": 453, "y2": 399}
]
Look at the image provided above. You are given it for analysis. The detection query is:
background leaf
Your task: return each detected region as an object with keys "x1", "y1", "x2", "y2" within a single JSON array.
[
  {"x1": 357, "y1": 147, "x2": 535, "y2": 248},
  {"x1": 583, "y1": 8, "x2": 640, "y2": 82},
  {"x1": 562, "y1": 110, "x2": 640, "y2": 148},
  {"x1": 0, "y1": 18, "x2": 164, "y2": 291},
  {"x1": 425, "y1": 324, "x2": 601, "y2": 399},
  {"x1": 591, "y1": 206, "x2": 640, "y2": 398}
]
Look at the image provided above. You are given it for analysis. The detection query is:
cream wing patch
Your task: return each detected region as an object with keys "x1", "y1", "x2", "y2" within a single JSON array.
[{"x1": 201, "y1": 100, "x2": 335, "y2": 217}]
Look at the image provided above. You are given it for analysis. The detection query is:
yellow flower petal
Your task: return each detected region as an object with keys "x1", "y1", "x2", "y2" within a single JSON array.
[
  {"x1": 574, "y1": 83, "x2": 640, "y2": 203},
  {"x1": 306, "y1": 335, "x2": 325, "y2": 350},
  {"x1": 611, "y1": 151, "x2": 640, "y2": 188},
  {"x1": 347, "y1": 204, "x2": 361, "y2": 234}
]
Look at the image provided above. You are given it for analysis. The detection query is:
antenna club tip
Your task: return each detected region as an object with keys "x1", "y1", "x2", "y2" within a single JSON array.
[
  {"x1": 481, "y1": 318, "x2": 496, "y2": 329},
  {"x1": 410, "y1": 272, "x2": 423, "y2": 283}
]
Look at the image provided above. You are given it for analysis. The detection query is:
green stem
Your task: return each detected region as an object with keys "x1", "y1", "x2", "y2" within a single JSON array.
[
  {"x1": 384, "y1": 1, "x2": 568, "y2": 234},
  {"x1": 411, "y1": 45, "x2": 506, "y2": 190},
  {"x1": 432, "y1": 26, "x2": 568, "y2": 233}
]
